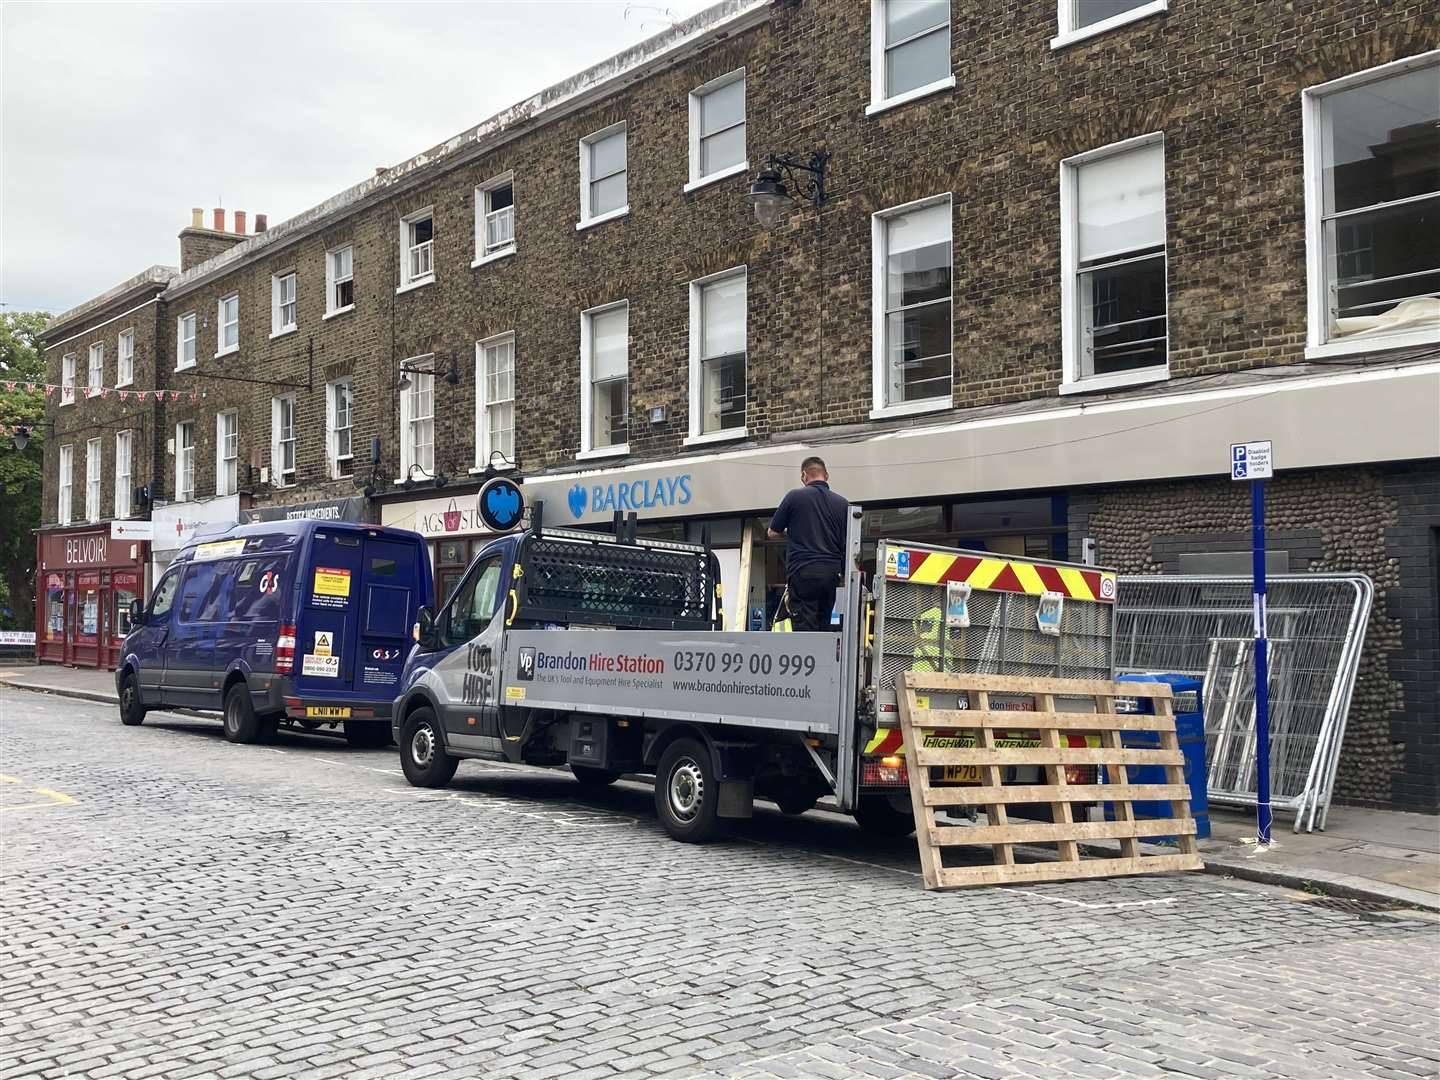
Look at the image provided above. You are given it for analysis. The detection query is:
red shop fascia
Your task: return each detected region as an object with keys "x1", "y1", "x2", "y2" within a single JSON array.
[{"x1": 36, "y1": 524, "x2": 148, "y2": 670}]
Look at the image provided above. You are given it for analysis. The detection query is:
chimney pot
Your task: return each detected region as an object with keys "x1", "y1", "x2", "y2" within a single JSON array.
[
  {"x1": 234, "y1": 210, "x2": 247, "y2": 235},
  {"x1": 375, "y1": 167, "x2": 388, "y2": 177},
  {"x1": 190, "y1": 207, "x2": 204, "y2": 229},
  {"x1": 255, "y1": 214, "x2": 268, "y2": 233},
  {"x1": 213, "y1": 207, "x2": 225, "y2": 232}
]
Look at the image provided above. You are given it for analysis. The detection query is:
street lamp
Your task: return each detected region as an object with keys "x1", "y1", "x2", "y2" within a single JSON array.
[
  {"x1": 11, "y1": 426, "x2": 31, "y2": 451},
  {"x1": 745, "y1": 151, "x2": 831, "y2": 228}
]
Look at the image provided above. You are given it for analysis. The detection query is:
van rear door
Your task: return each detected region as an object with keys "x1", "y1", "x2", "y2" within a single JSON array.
[
  {"x1": 355, "y1": 535, "x2": 421, "y2": 698},
  {"x1": 295, "y1": 530, "x2": 365, "y2": 696}
]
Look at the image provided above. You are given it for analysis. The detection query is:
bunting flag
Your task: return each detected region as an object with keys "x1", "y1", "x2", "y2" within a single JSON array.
[{"x1": 0, "y1": 382, "x2": 205, "y2": 402}]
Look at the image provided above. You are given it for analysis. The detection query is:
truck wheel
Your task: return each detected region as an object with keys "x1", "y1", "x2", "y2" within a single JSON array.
[
  {"x1": 344, "y1": 721, "x2": 393, "y2": 749},
  {"x1": 571, "y1": 765, "x2": 621, "y2": 788},
  {"x1": 118, "y1": 672, "x2": 146, "y2": 727},
  {"x1": 400, "y1": 708, "x2": 458, "y2": 787},
  {"x1": 222, "y1": 683, "x2": 262, "y2": 744},
  {"x1": 854, "y1": 794, "x2": 917, "y2": 838},
  {"x1": 654, "y1": 738, "x2": 722, "y2": 843}
]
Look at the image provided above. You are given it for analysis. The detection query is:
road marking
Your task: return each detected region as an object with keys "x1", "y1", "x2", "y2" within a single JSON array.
[
  {"x1": 0, "y1": 774, "x2": 19, "y2": 784},
  {"x1": 0, "y1": 776, "x2": 76, "y2": 812}
]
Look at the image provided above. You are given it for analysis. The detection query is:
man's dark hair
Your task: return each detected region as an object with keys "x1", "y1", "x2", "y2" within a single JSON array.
[{"x1": 801, "y1": 456, "x2": 827, "y2": 478}]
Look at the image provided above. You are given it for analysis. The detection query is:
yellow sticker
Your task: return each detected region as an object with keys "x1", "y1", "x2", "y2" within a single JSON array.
[
  {"x1": 505, "y1": 686, "x2": 526, "y2": 701},
  {"x1": 915, "y1": 695, "x2": 929, "y2": 710},
  {"x1": 313, "y1": 630, "x2": 333, "y2": 658},
  {"x1": 194, "y1": 539, "x2": 246, "y2": 562},
  {"x1": 313, "y1": 567, "x2": 351, "y2": 598}
]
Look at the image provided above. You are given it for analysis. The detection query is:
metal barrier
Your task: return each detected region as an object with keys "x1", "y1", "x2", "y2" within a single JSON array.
[{"x1": 1113, "y1": 575, "x2": 1372, "y2": 832}]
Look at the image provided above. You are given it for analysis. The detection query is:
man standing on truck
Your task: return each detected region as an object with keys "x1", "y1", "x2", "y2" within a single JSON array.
[{"x1": 768, "y1": 456, "x2": 848, "y2": 632}]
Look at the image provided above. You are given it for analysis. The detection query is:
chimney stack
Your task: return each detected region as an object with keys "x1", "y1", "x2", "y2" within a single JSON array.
[
  {"x1": 375, "y1": 167, "x2": 388, "y2": 177},
  {"x1": 233, "y1": 210, "x2": 247, "y2": 235},
  {"x1": 255, "y1": 214, "x2": 268, "y2": 233},
  {"x1": 213, "y1": 207, "x2": 225, "y2": 232},
  {"x1": 190, "y1": 207, "x2": 204, "y2": 228}
]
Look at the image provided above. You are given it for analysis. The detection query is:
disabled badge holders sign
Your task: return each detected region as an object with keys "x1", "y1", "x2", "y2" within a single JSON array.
[{"x1": 1230, "y1": 440, "x2": 1273, "y2": 481}]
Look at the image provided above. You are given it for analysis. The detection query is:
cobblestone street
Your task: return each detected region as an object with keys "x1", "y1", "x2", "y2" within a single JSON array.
[{"x1": 2, "y1": 686, "x2": 1437, "y2": 1080}]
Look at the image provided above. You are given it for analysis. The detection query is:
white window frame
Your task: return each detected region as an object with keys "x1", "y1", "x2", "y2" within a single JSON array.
[
  {"x1": 1059, "y1": 132, "x2": 1170, "y2": 394},
  {"x1": 114, "y1": 430, "x2": 132, "y2": 519},
  {"x1": 85, "y1": 437, "x2": 102, "y2": 523},
  {"x1": 325, "y1": 244, "x2": 355, "y2": 318},
  {"x1": 175, "y1": 422, "x2": 195, "y2": 503},
  {"x1": 326, "y1": 378, "x2": 354, "y2": 479},
  {"x1": 577, "y1": 122, "x2": 629, "y2": 231},
  {"x1": 271, "y1": 271, "x2": 298, "y2": 337},
  {"x1": 176, "y1": 313, "x2": 197, "y2": 370},
  {"x1": 57, "y1": 444, "x2": 73, "y2": 525},
  {"x1": 216, "y1": 410, "x2": 239, "y2": 497},
  {"x1": 868, "y1": 0, "x2": 956, "y2": 117},
  {"x1": 474, "y1": 173, "x2": 517, "y2": 266},
  {"x1": 216, "y1": 293, "x2": 239, "y2": 356},
  {"x1": 579, "y1": 301, "x2": 630, "y2": 459},
  {"x1": 686, "y1": 267, "x2": 749, "y2": 445},
  {"x1": 117, "y1": 328, "x2": 134, "y2": 387},
  {"x1": 870, "y1": 194, "x2": 955, "y2": 419},
  {"x1": 87, "y1": 342, "x2": 104, "y2": 393},
  {"x1": 398, "y1": 363, "x2": 435, "y2": 479},
  {"x1": 1050, "y1": 0, "x2": 1168, "y2": 50},
  {"x1": 59, "y1": 354, "x2": 76, "y2": 407},
  {"x1": 686, "y1": 69, "x2": 748, "y2": 192},
  {"x1": 1301, "y1": 51, "x2": 1440, "y2": 360},
  {"x1": 474, "y1": 332, "x2": 517, "y2": 470},
  {"x1": 398, "y1": 208, "x2": 435, "y2": 293},
  {"x1": 271, "y1": 395, "x2": 297, "y2": 487}
]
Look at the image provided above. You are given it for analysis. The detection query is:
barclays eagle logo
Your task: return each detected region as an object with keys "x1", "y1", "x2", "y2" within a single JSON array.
[
  {"x1": 567, "y1": 483, "x2": 588, "y2": 519},
  {"x1": 485, "y1": 482, "x2": 521, "y2": 527}
]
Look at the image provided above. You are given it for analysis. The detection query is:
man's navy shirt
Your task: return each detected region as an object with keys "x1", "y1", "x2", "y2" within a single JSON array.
[{"x1": 771, "y1": 480, "x2": 849, "y2": 573}]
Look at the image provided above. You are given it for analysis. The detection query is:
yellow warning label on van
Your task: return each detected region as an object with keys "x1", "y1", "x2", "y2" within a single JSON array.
[
  {"x1": 313, "y1": 567, "x2": 351, "y2": 598},
  {"x1": 505, "y1": 686, "x2": 526, "y2": 701},
  {"x1": 195, "y1": 539, "x2": 246, "y2": 562},
  {"x1": 313, "y1": 631, "x2": 333, "y2": 657}
]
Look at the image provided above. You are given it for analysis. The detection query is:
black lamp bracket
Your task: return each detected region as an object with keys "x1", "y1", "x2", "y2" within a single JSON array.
[{"x1": 766, "y1": 150, "x2": 830, "y2": 207}]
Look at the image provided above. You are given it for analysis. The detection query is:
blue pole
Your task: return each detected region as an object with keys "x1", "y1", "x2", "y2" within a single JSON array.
[{"x1": 1252, "y1": 478, "x2": 1272, "y2": 844}]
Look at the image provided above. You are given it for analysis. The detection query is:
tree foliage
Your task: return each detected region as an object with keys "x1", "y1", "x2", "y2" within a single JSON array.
[{"x1": 0, "y1": 310, "x2": 50, "y2": 629}]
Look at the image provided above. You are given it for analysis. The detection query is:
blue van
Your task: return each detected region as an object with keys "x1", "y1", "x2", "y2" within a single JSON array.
[{"x1": 116, "y1": 519, "x2": 432, "y2": 747}]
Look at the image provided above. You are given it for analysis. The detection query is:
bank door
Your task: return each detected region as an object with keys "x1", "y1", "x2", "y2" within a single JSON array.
[{"x1": 434, "y1": 550, "x2": 507, "y2": 751}]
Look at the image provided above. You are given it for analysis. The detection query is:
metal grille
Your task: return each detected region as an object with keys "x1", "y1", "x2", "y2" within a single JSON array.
[
  {"x1": 523, "y1": 536, "x2": 715, "y2": 625},
  {"x1": 1113, "y1": 574, "x2": 1372, "y2": 832},
  {"x1": 878, "y1": 578, "x2": 1113, "y2": 691}
]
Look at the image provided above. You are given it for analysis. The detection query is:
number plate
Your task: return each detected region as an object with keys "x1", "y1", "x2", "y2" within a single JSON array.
[
  {"x1": 306, "y1": 706, "x2": 351, "y2": 719},
  {"x1": 941, "y1": 765, "x2": 981, "y2": 783}
]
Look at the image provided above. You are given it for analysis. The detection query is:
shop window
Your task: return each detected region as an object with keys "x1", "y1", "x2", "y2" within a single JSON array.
[
  {"x1": 45, "y1": 575, "x2": 65, "y2": 640},
  {"x1": 113, "y1": 576, "x2": 141, "y2": 638}
]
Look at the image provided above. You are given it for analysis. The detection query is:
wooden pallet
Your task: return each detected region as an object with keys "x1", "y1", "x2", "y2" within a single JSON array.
[{"x1": 895, "y1": 671, "x2": 1204, "y2": 890}]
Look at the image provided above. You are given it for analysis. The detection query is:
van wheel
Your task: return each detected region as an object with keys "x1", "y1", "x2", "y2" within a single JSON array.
[
  {"x1": 222, "y1": 683, "x2": 262, "y2": 744},
  {"x1": 400, "y1": 708, "x2": 457, "y2": 787},
  {"x1": 118, "y1": 673, "x2": 146, "y2": 727},
  {"x1": 571, "y1": 764, "x2": 621, "y2": 788},
  {"x1": 344, "y1": 722, "x2": 392, "y2": 749},
  {"x1": 854, "y1": 794, "x2": 917, "y2": 838},
  {"x1": 654, "y1": 738, "x2": 721, "y2": 843}
]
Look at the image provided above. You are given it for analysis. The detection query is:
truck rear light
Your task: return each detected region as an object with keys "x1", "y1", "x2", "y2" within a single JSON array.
[
  {"x1": 1066, "y1": 764, "x2": 1097, "y2": 786},
  {"x1": 275, "y1": 624, "x2": 297, "y2": 674},
  {"x1": 861, "y1": 756, "x2": 909, "y2": 787}
]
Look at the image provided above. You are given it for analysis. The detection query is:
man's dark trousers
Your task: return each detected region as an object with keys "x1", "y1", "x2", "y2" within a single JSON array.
[{"x1": 788, "y1": 562, "x2": 840, "y2": 632}]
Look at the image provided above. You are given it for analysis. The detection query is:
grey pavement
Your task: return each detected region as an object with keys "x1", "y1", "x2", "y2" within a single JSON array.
[{"x1": 2, "y1": 686, "x2": 1438, "y2": 1080}]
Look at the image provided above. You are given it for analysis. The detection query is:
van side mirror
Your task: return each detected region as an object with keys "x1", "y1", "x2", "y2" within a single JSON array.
[
  {"x1": 129, "y1": 598, "x2": 145, "y2": 627},
  {"x1": 415, "y1": 606, "x2": 439, "y2": 651}
]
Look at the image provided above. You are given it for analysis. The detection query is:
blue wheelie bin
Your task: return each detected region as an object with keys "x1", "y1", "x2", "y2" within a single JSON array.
[{"x1": 1107, "y1": 673, "x2": 1210, "y2": 840}]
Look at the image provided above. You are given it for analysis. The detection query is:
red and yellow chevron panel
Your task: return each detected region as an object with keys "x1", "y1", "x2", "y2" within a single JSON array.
[{"x1": 883, "y1": 547, "x2": 1116, "y2": 603}]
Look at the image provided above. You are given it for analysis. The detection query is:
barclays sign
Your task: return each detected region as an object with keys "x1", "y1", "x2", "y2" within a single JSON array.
[{"x1": 567, "y1": 473, "x2": 693, "y2": 520}]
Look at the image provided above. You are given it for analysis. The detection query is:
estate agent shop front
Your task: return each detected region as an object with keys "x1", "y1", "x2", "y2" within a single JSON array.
[{"x1": 35, "y1": 523, "x2": 148, "y2": 671}]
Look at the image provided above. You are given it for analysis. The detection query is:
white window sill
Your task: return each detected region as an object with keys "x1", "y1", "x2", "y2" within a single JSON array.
[
  {"x1": 269, "y1": 326, "x2": 297, "y2": 341},
  {"x1": 683, "y1": 427, "x2": 748, "y2": 447},
  {"x1": 1305, "y1": 328, "x2": 1440, "y2": 361},
  {"x1": 395, "y1": 276, "x2": 435, "y2": 296},
  {"x1": 215, "y1": 346, "x2": 239, "y2": 359},
  {"x1": 1058, "y1": 367, "x2": 1170, "y2": 395},
  {"x1": 323, "y1": 305, "x2": 355, "y2": 321},
  {"x1": 869, "y1": 397, "x2": 953, "y2": 421},
  {"x1": 1050, "y1": 0, "x2": 1168, "y2": 49},
  {"x1": 684, "y1": 162, "x2": 750, "y2": 195},
  {"x1": 576, "y1": 444, "x2": 630, "y2": 462},
  {"x1": 175, "y1": 361, "x2": 195, "y2": 372},
  {"x1": 115, "y1": 381, "x2": 133, "y2": 389},
  {"x1": 576, "y1": 206, "x2": 630, "y2": 233},
  {"x1": 472, "y1": 247, "x2": 517, "y2": 269},
  {"x1": 391, "y1": 473, "x2": 435, "y2": 488},
  {"x1": 865, "y1": 75, "x2": 956, "y2": 117},
  {"x1": 468, "y1": 462, "x2": 517, "y2": 475},
  {"x1": 59, "y1": 399, "x2": 74, "y2": 408}
]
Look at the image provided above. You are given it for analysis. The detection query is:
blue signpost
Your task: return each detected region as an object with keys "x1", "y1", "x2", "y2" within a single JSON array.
[{"x1": 1232, "y1": 440, "x2": 1274, "y2": 844}]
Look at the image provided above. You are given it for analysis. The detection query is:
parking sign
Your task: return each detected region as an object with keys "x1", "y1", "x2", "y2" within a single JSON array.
[{"x1": 1230, "y1": 440, "x2": 1273, "y2": 481}]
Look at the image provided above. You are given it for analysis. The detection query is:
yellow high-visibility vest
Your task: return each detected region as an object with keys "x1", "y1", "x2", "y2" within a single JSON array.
[{"x1": 912, "y1": 606, "x2": 942, "y2": 672}]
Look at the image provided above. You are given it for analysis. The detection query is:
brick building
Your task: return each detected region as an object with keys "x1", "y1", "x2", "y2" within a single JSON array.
[{"x1": 35, "y1": 0, "x2": 1439, "y2": 811}]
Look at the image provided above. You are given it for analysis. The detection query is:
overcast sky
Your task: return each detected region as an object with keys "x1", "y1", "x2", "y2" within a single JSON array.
[{"x1": 1, "y1": 1, "x2": 715, "y2": 317}]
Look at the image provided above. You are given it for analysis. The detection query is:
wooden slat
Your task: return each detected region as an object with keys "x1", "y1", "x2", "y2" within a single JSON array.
[
  {"x1": 1036, "y1": 692, "x2": 1079, "y2": 864},
  {"x1": 897, "y1": 684, "x2": 942, "y2": 890},
  {"x1": 1098, "y1": 693, "x2": 1142, "y2": 861},
  {"x1": 913, "y1": 709, "x2": 1180, "y2": 734},
  {"x1": 902, "y1": 671, "x2": 1174, "y2": 700},
  {"x1": 974, "y1": 689, "x2": 1014, "y2": 866},
  {"x1": 912, "y1": 746, "x2": 1185, "y2": 768},
  {"x1": 1156, "y1": 695, "x2": 1200, "y2": 859},
  {"x1": 930, "y1": 817, "x2": 1197, "y2": 847},
  {"x1": 923, "y1": 782, "x2": 1192, "y2": 807},
  {"x1": 936, "y1": 852, "x2": 1203, "y2": 888}
]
